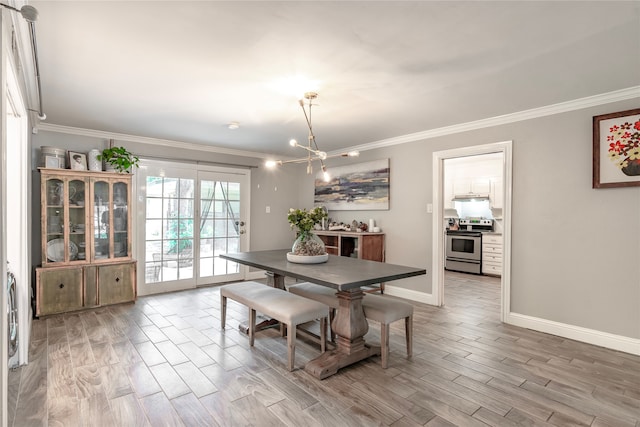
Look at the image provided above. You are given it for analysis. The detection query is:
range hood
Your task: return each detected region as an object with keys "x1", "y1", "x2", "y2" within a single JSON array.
[{"x1": 451, "y1": 193, "x2": 490, "y2": 202}]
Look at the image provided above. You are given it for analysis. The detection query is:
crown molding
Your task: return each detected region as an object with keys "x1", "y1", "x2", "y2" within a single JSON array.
[
  {"x1": 37, "y1": 123, "x2": 273, "y2": 160},
  {"x1": 332, "y1": 86, "x2": 640, "y2": 156},
  {"x1": 38, "y1": 86, "x2": 639, "y2": 159}
]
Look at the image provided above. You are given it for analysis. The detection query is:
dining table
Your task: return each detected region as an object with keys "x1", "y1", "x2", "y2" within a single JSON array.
[{"x1": 220, "y1": 249, "x2": 427, "y2": 379}]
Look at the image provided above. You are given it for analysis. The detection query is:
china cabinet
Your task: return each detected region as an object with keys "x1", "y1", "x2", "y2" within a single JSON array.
[{"x1": 35, "y1": 168, "x2": 136, "y2": 316}]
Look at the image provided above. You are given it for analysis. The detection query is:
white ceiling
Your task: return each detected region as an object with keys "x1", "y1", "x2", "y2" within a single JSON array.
[{"x1": 29, "y1": 1, "x2": 640, "y2": 157}]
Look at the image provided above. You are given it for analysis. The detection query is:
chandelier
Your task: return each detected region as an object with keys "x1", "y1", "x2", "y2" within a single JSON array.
[{"x1": 264, "y1": 92, "x2": 359, "y2": 181}]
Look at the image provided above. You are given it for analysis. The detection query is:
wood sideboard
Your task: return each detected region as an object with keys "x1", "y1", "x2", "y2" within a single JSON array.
[{"x1": 314, "y1": 230, "x2": 386, "y2": 293}]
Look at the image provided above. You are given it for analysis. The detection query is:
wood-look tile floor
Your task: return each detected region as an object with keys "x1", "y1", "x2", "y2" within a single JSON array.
[{"x1": 8, "y1": 272, "x2": 640, "y2": 426}]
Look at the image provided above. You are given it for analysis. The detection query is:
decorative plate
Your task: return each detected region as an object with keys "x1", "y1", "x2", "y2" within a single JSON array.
[
  {"x1": 286, "y1": 252, "x2": 329, "y2": 264},
  {"x1": 47, "y1": 239, "x2": 78, "y2": 262}
]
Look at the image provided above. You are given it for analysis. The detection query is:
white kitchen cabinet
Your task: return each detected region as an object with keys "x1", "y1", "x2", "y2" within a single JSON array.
[
  {"x1": 443, "y1": 179, "x2": 455, "y2": 209},
  {"x1": 490, "y1": 177, "x2": 503, "y2": 209},
  {"x1": 453, "y1": 177, "x2": 491, "y2": 195},
  {"x1": 482, "y1": 233, "x2": 502, "y2": 276}
]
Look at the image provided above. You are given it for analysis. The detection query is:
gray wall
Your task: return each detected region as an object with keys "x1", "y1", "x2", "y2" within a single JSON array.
[
  {"x1": 32, "y1": 97, "x2": 640, "y2": 341},
  {"x1": 299, "y1": 99, "x2": 640, "y2": 340}
]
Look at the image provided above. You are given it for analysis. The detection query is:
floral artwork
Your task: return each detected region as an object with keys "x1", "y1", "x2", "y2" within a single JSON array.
[{"x1": 593, "y1": 108, "x2": 640, "y2": 188}]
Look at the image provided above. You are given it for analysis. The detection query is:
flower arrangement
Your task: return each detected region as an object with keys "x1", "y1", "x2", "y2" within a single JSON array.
[
  {"x1": 287, "y1": 207, "x2": 327, "y2": 235},
  {"x1": 607, "y1": 118, "x2": 640, "y2": 176},
  {"x1": 287, "y1": 207, "x2": 328, "y2": 256}
]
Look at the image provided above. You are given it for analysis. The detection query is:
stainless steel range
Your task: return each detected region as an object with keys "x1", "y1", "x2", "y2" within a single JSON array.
[{"x1": 445, "y1": 218, "x2": 493, "y2": 274}]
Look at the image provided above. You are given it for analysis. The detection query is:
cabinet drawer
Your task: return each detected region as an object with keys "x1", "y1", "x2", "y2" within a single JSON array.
[
  {"x1": 483, "y1": 254, "x2": 503, "y2": 263},
  {"x1": 482, "y1": 264, "x2": 502, "y2": 276},
  {"x1": 482, "y1": 244, "x2": 503, "y2": 255},
  {"x1": 483, "y1": 234, "x2": 502, "y2": 245},
  {"x1": 36, "y1": 267, "x2": 83, "y2": 316},
  {"x1": 98, "y1": 263, "x2": 136, "y2": 306}
]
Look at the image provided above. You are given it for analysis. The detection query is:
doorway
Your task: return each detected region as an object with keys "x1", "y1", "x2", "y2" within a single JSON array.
[
  {"x1": 432, "y1": 141, "x2": 512, "y2": 322},
  {"x1": 136, "y1": 160, "x2": 250, "y2": 296},
  {"x1": 4, "y1": 46, "x2": 30, "y2": 368}
]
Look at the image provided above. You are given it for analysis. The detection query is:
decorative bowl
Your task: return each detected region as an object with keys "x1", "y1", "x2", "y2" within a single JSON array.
[{"x1": 286, "y1": 252, "x2": 329, "y2": 264}]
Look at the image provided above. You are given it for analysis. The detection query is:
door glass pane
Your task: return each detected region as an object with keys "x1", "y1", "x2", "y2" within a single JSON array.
[
  {"x1": 144, "y1": 175, "x2": 195, "y2": 284},
  {"x1": 113, "y1": 182, "x2": 128, "y2": 258},
  {"x1": 69, "y1": 179, "x2": 87, "y2": 261},
  {"x1": 93, "y1": 180, "x2": 109, "y2": 259},
  {"x1": 45, "y1": 178, "x2": 65, "y2": 263},
  {"x1": 199, "y1": 178, "x2": 241, "y2": 278}
]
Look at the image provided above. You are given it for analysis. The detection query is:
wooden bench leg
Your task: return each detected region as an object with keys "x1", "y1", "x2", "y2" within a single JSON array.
[
  {"x1": 287, "y1": 322, "x2": 296, "y2": 371},
  {"x1": 320, "y1": 317, "x2": 327, "y2": 353},
  {"x1": 221, "y1": 295, "x2": 227, "y2": 329},
  {"x1": 249, "y1": 308, "x2": 256, "y2": 346},
  {"x1": 381, "y1": 323, "x2": 390, "y2": 369},
  {"x1": 329, "y1": 308, "x2": 336, "y2": 342},
  {"x1": 405, "y1": 315, "x2": 413, "y2": 359}
]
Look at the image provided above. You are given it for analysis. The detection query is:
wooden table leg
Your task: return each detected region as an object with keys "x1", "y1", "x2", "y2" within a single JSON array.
[
  {"x1": 305, "y1": 288, "x2": 380, "y2": 379},
  {"x1": 239, "y1": 271, "x2": 285, "y2": 334}
]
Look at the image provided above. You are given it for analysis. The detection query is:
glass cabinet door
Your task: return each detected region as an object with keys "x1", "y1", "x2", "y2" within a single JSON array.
[
  {"x1": 113, "y1": 181, "x2": 129, "y2": 258},
  {"x1": 68, "y1": 179, "x2": 87, "y2": 262},
  {"x1": 44, "y1": 177, "x2": 66, "y2": 264},
  {"x1": 93, "y1": 179, "x2": 111, "y2": 260}
]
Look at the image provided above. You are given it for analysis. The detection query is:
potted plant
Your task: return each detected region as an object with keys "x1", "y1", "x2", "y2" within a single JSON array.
[
  {"x1": 98, "y1": 146, "x2": 140, "y2": 173},
  {"x1": 287, "y1": 207, "x2": 328, "y2": 261}
]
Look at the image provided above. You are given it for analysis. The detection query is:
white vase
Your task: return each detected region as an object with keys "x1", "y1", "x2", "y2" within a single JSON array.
[{"x1": 88, "y1": 149, "x2": 102, "y2": 171}]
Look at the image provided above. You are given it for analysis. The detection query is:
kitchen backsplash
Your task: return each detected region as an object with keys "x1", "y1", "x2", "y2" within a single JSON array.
[{"x1": 455, "y1": 200, "x2": 492, "y2": 219}]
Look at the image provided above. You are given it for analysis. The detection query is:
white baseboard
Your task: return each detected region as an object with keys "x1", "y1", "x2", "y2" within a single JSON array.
[
  {"x1": 506, "y1": 312, "x2": 640, "y2": 356},
  {"x1": 383, "y1": 285, "x2": 438, "y2": 305},
  {"x1": 382, "y1": 287, "x2": 640, "y2": 356}
]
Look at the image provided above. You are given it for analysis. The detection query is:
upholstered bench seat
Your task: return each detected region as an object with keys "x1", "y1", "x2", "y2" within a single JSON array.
[
  {"x1": 287, "y1": 282, "x2": 413, "y2": 368},
  {"x1": 220, "y1": 281, "x2": 328, "y2": 371}
]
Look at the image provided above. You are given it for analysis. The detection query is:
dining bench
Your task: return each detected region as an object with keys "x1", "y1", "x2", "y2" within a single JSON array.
[
  {"x1": 220, "y1": 281, "x2": 329, "y2": 371},
  {"x1": 287, "y1": 282, "x2": 413, "y2": 369}
]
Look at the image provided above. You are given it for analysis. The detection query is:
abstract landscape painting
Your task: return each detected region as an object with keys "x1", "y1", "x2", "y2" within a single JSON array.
[{"x1": 314, "y1": 159, "x2": 389, "y2": 210}]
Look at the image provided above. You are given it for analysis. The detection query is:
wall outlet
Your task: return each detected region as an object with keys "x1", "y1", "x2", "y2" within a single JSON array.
[{"x1": 265, "y1": 206, "x2": 271, "y2": 214}]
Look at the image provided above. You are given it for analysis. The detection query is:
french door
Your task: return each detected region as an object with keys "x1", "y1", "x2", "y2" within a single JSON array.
[
  {"x1": 137, "y1": 161, "x2": 250, "y2": 295},
  {"x1": 196, "y1": 171, "x2": 248, "y2": 285}
]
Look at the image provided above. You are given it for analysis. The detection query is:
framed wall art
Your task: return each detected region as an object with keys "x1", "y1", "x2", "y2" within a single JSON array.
[
  {"x1": 314, "y1": 158, "x2": 390, "y2": 210},
  {"x1": 593, "y1": 108, "x2": 640, "y2": 188},
  {"x1": 69, "y1": 151, "x2": 87, "y2": 171}
]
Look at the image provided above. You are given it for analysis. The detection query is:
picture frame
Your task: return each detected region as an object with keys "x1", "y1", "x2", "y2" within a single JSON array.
[
  {"x1": 44, "y1": 155, "x2": 62, "y2": 169},
  {"x1": 314, "y1": 158, "x2": 390, "y2": 210},
  {"x1": 593, "y1": 108, "x2": 640, "y2": 188},
  {"x1": 69, "y1": 151, "x2": 87, "y2": 171}
]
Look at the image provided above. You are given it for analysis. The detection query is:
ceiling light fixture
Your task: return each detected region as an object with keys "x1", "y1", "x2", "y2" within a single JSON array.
[
  {"x1": 227, "y1": 121, "x2": 240, "y2": 130},
  {"x1": 264, "y1": 92, "x2": 359, "y2": 181}
]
